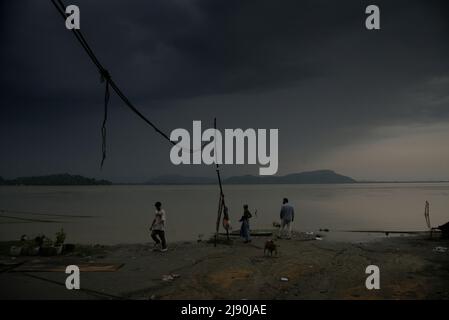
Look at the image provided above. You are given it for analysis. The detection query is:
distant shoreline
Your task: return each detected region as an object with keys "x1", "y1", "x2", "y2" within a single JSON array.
[
  {"x1": 1, "y1": 181, "x2": 448, "y2": 187},
  {"x1": 1, "y1": 171, "x2": 447, "y2": 186},
  {"x1": 131, "y1": 180, "x2": 449, "y2": 186}
]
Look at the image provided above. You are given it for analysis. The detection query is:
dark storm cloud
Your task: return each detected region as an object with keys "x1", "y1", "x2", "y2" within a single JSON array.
[
  {"x1": 2, "y1": 0, "x2": 448, "y2": 111},
  {"x1": 0, "y1": 0, "x2": 448, "y2": 180}
]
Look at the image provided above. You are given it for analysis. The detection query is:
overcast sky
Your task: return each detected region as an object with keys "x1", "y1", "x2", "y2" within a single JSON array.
[{"x1": 1, "y1": 0, "x2": 448, "y2": 182}]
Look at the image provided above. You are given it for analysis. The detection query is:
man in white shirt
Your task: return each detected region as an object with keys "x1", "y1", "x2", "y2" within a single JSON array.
[
  {"x1": 150, "y1": 201, "x2": 167, "y2": 252},
  {"x1": 279, "y1": 198, "x2": 295, "y2": 239}
]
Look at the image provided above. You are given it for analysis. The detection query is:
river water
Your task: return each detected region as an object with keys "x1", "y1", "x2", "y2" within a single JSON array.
[{"x1": 0, "y1": 183, "x2": 448, "y2": 244}]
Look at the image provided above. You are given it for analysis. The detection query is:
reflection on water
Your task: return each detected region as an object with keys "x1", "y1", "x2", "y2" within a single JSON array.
[{"x1": 0, "y1": 183, "x2": 448, "y2": 244}]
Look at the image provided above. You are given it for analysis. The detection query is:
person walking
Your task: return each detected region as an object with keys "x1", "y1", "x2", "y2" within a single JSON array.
[{"x1": 150, "y1": 201, "x2": 168, "y2": 252}]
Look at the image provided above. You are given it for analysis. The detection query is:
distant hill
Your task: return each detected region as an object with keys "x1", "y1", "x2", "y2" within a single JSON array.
[
  {"x1": 224, "y1": 170, "x2": 356, "y2": 184},
  {"x1": 145, "y1": 174, "x2": 216, "y2": 185},
  {"x1": 0, "y1": 176, "x2": 5, "y2": 185},
  {"x1": 145, "y1": 170, "x2": 356, "y2": 185},
  {"x1": 1, "y1": 174, "x2": 112, "y2": 186}
]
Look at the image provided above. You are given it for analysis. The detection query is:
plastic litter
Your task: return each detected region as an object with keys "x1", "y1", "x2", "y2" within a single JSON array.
[
  {"x1": 162, "y1": 275, "x2": 174, "y2": 281},
  {"x1": 433, "y1": 246, "x2": 448, "y2": 253},
  {"x1": 162, "y1": 273, "x2": 181, "y2": 281}
]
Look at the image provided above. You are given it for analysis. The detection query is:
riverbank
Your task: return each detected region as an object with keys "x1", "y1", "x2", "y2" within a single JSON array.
[{"x1": 1, "y1": 232, "x2": 448, "y2": 299}]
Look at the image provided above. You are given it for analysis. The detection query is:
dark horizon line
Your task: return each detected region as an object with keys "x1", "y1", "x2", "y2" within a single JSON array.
[
  {"x1": 118, "y1": 180, "x2": 449, "y2": 185},
  {"x1": 1, "y1": 172, "x2": 449, "y2": 186}
]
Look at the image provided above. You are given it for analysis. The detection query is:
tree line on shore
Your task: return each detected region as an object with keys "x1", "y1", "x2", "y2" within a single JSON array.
[{"x1": 0, "y1": 174, "x2": 111, "y2": 186}]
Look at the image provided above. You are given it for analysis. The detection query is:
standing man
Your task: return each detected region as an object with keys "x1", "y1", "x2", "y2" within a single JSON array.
[
  {"x1": 150, "y1": 201, "x2": 167, "y2": 252},
  {"x1": 279, "y1": 198, "x2": 294, "y2": 239}
]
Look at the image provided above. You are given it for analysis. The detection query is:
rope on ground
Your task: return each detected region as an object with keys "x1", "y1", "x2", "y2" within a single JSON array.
[
  {"x1": 21, "y1": 272, "x2": 124, "y2": 300},
  {"x1": 0, "y1": 214, "x2": 61, "y2": 223}
]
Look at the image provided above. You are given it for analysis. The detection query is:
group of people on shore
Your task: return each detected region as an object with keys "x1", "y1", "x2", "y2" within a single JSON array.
[
  {"x1": 237, "y1": 198, "x2": 295, "y2": 243},
  {"x1": 150, "y1": 198, "x2": 295, "y2": 251}
]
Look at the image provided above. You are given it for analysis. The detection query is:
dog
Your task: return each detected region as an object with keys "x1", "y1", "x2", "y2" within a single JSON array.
[{"x1": 264, "y1": 240, "x2": 278, "y2": 256}]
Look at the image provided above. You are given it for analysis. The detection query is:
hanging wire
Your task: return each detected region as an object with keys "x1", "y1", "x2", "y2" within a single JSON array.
[
  {"x1": 100, "y1": 70, "x2": 110, "y2": 168},
  {"x1": 50, "y1": 0, "x2": 205, "y2": 168}
]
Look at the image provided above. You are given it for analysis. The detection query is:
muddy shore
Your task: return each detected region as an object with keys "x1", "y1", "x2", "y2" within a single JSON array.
[{"x1": 1, "y1": 232, "x2": 448, "y2": 300}]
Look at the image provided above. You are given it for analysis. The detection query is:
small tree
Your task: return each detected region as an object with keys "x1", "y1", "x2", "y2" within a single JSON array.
[{"x1": 55, "y1": 228, "x2": 66, "y2": 246}]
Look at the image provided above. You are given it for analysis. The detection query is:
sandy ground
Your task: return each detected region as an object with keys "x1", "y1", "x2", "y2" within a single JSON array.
[{"x1": 1, "y1": 232, "x2": 448, "y2": 300}]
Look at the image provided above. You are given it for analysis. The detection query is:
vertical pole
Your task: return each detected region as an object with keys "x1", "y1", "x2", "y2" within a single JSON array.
[
  {"x1": 424, "y1": 201, "x2": 432, "y2": 238},
  {"x1": 214, "y1": 118, "x2": 225, "y2": 247}
]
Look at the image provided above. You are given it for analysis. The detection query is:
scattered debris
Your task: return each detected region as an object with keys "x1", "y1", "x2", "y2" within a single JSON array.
[
  {"x1": 162, "y1": 274, "x2": 173, "y2": 281},
  {"x1": 162, "y1": 273, "x2": 180, "y2": 281},
  {"x1": 433, "y1": 246, "x2": 448, "y2": 253},
  {"x1": 280, "y1": 277, "x2": 289, "y2": 282}
]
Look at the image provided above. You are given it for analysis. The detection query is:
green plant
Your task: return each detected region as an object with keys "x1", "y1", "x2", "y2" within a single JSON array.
[
  {"x1": 55, "y1": 228, "x2": 66, "y2": 246},
  {"x1": 43, "y1": 236, "x2": 54, "y2": 247}
]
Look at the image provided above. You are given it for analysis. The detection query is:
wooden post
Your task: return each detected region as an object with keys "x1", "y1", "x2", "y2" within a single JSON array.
[
  {"x1": 424, "y1": 200, "x2": 431, "y2": 238},
  {"x1": 214, "y1": 193, "x2": 223, "y2": 247},
  {"x1": 214, "y1": 118, "x2": 225, "y2": 247}
]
